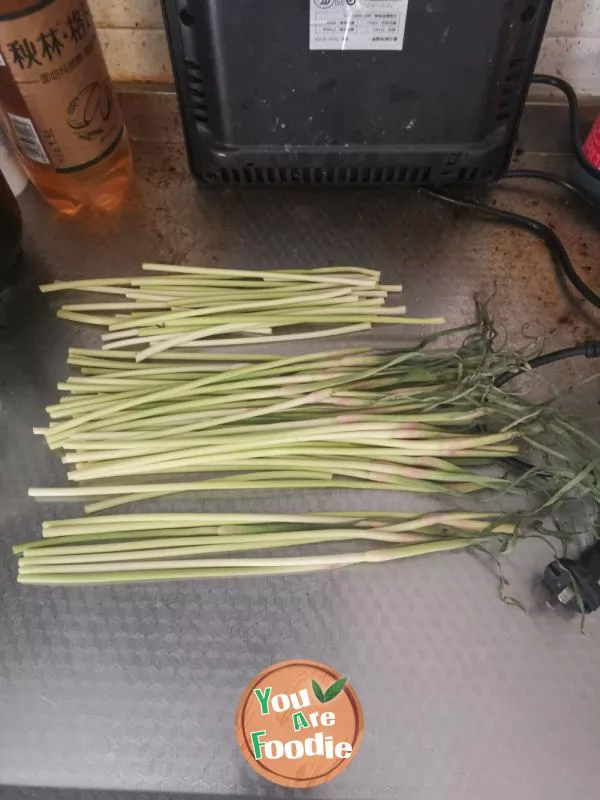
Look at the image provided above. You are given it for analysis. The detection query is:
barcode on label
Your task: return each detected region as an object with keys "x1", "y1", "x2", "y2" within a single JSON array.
[{"x1": 8, "y1": 113, "x2": 50, "y2": 164}]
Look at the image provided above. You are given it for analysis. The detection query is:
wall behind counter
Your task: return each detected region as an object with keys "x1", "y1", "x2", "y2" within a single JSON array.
[{"x1": 91, "y1": 0, "x2": 599, "y2": 95}]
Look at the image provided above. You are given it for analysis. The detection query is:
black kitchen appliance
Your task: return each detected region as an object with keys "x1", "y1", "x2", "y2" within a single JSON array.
[{"x1": 161, "y1": 0, "x2": 553, "y2": 187}]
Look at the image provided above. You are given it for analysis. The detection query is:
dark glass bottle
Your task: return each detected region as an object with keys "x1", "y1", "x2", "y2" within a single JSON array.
[{"x1": 0, "y1": 169, "x2": 22, "y2": 290}]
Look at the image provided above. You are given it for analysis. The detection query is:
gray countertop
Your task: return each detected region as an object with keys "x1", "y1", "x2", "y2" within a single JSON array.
[{"x1": 1, "y1": 142, "x2": 599, "y2": 799}]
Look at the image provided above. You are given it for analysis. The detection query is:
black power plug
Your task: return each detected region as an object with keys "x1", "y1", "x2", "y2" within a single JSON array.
[{"x1": 542, "y1": 542, "x2": 600, "y2": 614}]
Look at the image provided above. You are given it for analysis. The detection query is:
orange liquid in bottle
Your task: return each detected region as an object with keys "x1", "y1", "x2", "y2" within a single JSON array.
[
  {"x1": 19, "y1": 128, "x2": 132, "y2": 216},
  {"x1": 0, "y1": 0, "x2": 132, "y2": 216}
]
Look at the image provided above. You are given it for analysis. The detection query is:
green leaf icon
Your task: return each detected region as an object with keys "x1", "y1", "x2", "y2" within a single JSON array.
[
  {"x1": 312, "y1": 679, "x2": 325, "y2": 703},
  {"x1": 323, "y1": 677, "x2": 348, "y2": 703},
  {"x1": 313, "y1": 676, "x2": 348, "y2": 703}
]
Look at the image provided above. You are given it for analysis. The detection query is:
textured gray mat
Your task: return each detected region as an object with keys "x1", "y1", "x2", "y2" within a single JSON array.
[{"x1": 1, "y1": 153, "x2": 600, "y2": 798}]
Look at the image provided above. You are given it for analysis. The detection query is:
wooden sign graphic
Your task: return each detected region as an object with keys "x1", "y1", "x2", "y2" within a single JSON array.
[{"x1": 235, "y1": 659, "x2": 364, "y2": 789}]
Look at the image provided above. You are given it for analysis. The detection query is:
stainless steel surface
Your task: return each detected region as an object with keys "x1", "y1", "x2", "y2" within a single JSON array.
[
  {"x1": 119, "y1": 84, "x2": 184, "y2": 144},
  {"x1": 1, "y1": 142, "x2": 600, "y2": 799},
  {"x1": 517, "y1": 100, "x2": 600, "y2": 155}
]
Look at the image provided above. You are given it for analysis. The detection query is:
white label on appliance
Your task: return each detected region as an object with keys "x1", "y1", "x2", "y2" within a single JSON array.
[
  {"x1": 310, "y1": 0, "x2": 408, "y2": 51},
  {"x1": 0, "y1": 51, "x2": 5, "y2": 67}
]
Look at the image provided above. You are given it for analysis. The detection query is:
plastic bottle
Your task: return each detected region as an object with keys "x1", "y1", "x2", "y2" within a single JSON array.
[{"x1": 0, "y1": 0, "x2": 132, "y2": 216}]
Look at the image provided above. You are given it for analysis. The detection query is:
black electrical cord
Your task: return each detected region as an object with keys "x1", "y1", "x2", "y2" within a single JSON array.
[
  {"x1": 493, "y1": 342, "x2": 600, "y2": 474},
  {"x1": 423, "y1": 176, "x2": 600, "y2": 471},
  {"x1": 501, "y1": 169, "x2": 599, "y2": 210},
  {"x1": 422, "y1": 74, "x2": 600, "y2": 311},
  {"x1": 422, "y1": 189, "x2": 600, "y2": 310},
  {"x1": 421, "y1": 74, "x2": 600, "y2": 474},
  {"x1": 530, "y1": 74, "x2": 600, "y2": 181},
  {"x1": 495, "y1": 341, "x2": 600, "y2": 389}
]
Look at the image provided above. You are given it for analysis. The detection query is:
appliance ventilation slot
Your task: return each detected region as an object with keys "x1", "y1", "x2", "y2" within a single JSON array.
[
  {"x1": 440, "y1": 165, "x2": 485, "y2": 182},
  {"x1": 495, "y1": 57, "x2": 527, "y2": 122},
  {"x1": 184, "y1": 59, "x2": 209, "y2": 124},
  {"x1": 203, "y1": 166, "x2": 436, "y2": 186}
]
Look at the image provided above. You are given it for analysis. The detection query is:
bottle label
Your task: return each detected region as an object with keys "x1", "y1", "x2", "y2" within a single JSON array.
[
  {"x1": 7, "y1": 111, "x2": 50, "y2": 163},
  {"x1": 0, "y1": 0, "x2": 123, "y2": 173}
]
